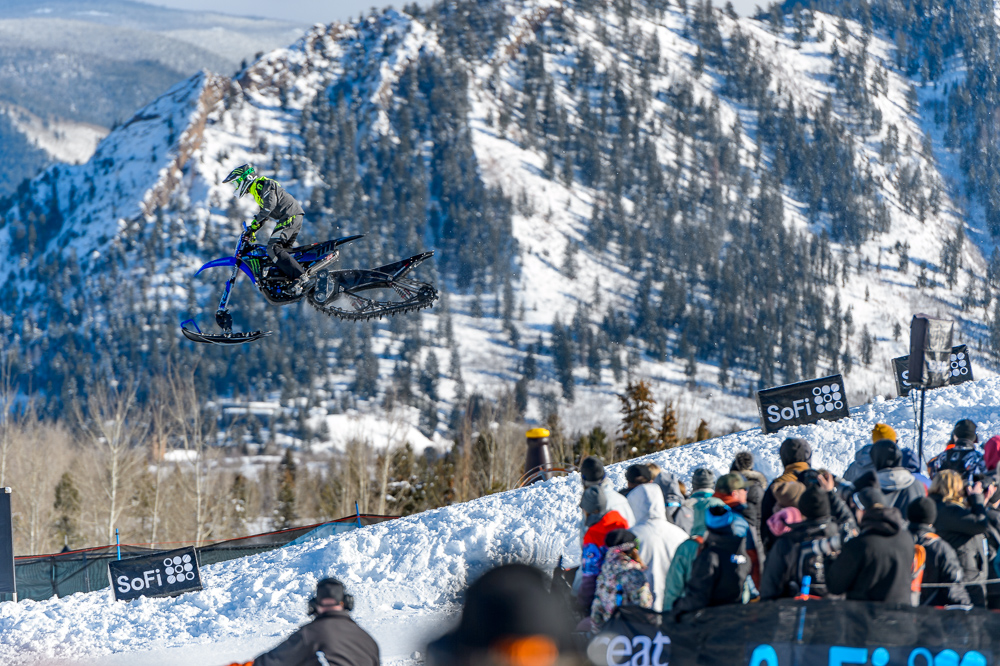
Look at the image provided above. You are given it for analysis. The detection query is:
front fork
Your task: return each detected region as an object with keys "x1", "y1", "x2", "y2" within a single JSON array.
[{"x1": 216, "y1": 229, "x2": 247, "y2": 331}]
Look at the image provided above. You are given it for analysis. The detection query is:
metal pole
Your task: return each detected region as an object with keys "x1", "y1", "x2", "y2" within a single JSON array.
[
  {"x1": 115, "y1": 528, "x2": 121, "y2": 561},
  {"x1": 918, "y1": 388, "x2": 926, "y2": 470},
  {"x1": 355, "y1": 501, "x2": 362, "y2": 528}
]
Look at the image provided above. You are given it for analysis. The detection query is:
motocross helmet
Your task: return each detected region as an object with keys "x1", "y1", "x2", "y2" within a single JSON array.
[{"x1": 223, "y1": 163, "x2": 257, "y2": 198}]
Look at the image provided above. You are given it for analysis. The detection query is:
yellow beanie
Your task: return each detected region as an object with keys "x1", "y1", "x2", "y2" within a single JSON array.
[{"x1": 871, "y1": 423, "x2": 897, "y2": 443}]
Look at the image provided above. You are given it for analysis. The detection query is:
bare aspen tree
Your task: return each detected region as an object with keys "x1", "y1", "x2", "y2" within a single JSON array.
[
  {"x1": 374, "y1": 411, "x2": 406, "y2": 516},
  {"x1": 0, "y1": 347, "x2": 23, "y2": 488},
  {"x1": 144, "y1": 375, "x2": 174, "y2": 545},
  {"x1": 75, "y1": 381, "x2": 148, "y2": 544},
  {"x1": 165, "y1": 365, "x2": 219, "y2": 546},
  {"x1": 13, "y1": 422, "x2": 70, "y2": 554}
]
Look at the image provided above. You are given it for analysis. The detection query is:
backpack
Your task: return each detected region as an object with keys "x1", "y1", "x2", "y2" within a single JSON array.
[
  {"x1": 930, "y1": 448, "x2": 986, "y2": 482},
  {"x1": 789, "y1": 526, "x2": 837, "y2": 598},
  {"x1": 666, "y1": 502, "x2": 695, "y2": 534},
  {"x1": 698, "y1": 534, "x2": 751, "y2": 606},
  {"x1": 912, "y1": 542, "x2": 928, "y2": 606}
]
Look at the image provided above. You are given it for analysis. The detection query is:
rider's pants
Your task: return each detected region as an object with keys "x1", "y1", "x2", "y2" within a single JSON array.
[{"x1": 266, "y1": 215, "x2": 305, "y2": 279}]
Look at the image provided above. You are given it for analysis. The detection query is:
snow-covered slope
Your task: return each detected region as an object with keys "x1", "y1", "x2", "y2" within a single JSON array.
[
  {"x1": 2, "y1": 376, "x2": 996, "y2": 666},
  {"x1": 1, "y1": 0, "x2": 994, "y2": 441}
]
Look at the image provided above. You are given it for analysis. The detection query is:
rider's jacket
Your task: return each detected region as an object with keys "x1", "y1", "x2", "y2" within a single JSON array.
[{"x1": 250, "y1": 178, "x2": 304, "y2": 227}]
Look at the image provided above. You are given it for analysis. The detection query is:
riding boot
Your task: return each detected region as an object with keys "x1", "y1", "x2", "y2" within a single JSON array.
[{"x1": 267, "y1": 241, "x2": 305, "y2": 279}]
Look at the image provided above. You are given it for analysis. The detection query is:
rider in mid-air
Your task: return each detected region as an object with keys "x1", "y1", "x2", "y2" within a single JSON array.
[{"x1": 223, "y1": 163, "x2": 314, "y2": 294}]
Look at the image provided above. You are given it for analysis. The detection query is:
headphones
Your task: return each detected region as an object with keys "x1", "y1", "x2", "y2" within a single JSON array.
[{"x1": 308, "y1": 578, "x2": 355, "y2": 615}]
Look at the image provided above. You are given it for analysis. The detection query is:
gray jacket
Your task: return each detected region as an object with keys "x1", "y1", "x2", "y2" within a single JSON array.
[{"x1": 251, "y1": 178, "x2": 305, "y2": 225}]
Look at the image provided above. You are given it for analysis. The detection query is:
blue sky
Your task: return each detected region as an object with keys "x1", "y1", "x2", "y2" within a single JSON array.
[{"x1": 147, "y1": 0, "x2": 761, "y2": 24}]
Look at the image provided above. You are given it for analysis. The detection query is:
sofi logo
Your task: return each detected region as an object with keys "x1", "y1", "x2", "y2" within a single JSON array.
[
  {"x1": 588, "y1": 632, "x2": 671, "y2": 665},
  {"x1": 749, "y1": 644, "x2": 988, "y2": 666}
]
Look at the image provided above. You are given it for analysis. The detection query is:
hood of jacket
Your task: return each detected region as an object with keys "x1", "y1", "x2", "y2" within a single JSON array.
[
  {"x1": 628, "y1": 483, "x2": 667, "y2": 524},
  {"x1": 583, "y1": 510, "x2": 629, "y2": 547},
  {"x1": 653, "y1": 473, "x2": 684, "y2": 502},
  {"x1": 740, "y1": 469, "x2": 768, "y2": 487},
  {"x1": 776, "y1": 462, "x2": 811, "y2": 484},
  {"x1": 860, "y1": 506, "x2": 905, "y2": 537},
  {"x1": 854, "y1": 444, "x2": 873, "y2": 466},
  {"x1": 877, "y1": 467, "x2": 916, "y2": 492}
]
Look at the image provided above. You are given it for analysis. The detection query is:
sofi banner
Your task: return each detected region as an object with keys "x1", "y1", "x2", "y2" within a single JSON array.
[
  {"x1": 588, "y1": 601, "x2": 995, "y2": 666},
  {"x1": 756, "y1": 375, "x2": 849, "y2": 434},
  {"x1": 108, "y1": 546, "x2": 203, "y2": 601}
]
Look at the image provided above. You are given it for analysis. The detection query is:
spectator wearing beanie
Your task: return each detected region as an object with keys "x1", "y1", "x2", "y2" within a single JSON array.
[
  {"x1": 589, "y1": 529, "x2": 653, "y2": 629},
  {"x1": 662, "y1": 468, "x2": 726, "y2": 611},
  {"x1": 577, "y1": 485, "x2": 629, "y2": 614},
  {"x1": 426, "y1": 564, "x2": 579, "y2": 666},
  {"x1": 760, "y1": 438, "x2": 812, "y2": 552},
  {"x1": 827, "y1": 486, "x2": 914, "y2": 604},
  {"x1": 713, "y1": 473, "x2": 761, "y2": 588},
  {"x1": 626, "y1": 482, "x2": 687, "y2": 612},
  {"x1": 760, "y1": 486, "x2": 845, "y2": 600},
  {"x1": 578, "y1": 456, "x2": 635, "y2": 543},
  {"x1": 844, "y1": 424, "x2": 896, "y2": 484},
  {"x1": 927, "y1": 419, "x2": 987, "y2": 481},
  {"x1": 730, "y1": 451, "x2": 768, "y2": 533},
  {"x1": 672, "y1": 505, "x2": 755, "y2": 616},
  {"x1": 906, "y1": 497, "x2": 971, "y2": 607},
  {"x1": 766, "y1": 481, "x2": 806, "y2": 538},
  {"x1": 929, "y1": 469, "x2": 991, "y2": 607},
  {"x1": 855, "y1": 439, "x2": 926, "y2": 516},
  {"x1": 647, "y1": 462, "x2": 694, "y2": 534}
]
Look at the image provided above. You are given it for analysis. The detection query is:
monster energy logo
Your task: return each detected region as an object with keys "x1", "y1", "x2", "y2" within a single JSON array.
[{"x1": 245, "y1": 258, "x2": 261, "y2": 277}]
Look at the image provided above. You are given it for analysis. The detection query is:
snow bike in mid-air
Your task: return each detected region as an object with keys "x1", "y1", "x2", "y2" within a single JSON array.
[{"x1": 181, "y1": 223, "x2": 437, "y2": 344}]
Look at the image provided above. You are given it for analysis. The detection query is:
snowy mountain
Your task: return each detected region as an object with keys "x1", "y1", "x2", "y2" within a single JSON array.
[
  {"x1": 0, "y1": 0, "x2": 996, "y2": 444},
  {"x1": 1, "y1": 375, "x2": 997, "y2": 665},
  {"x1": 0, "y1": 0, "x2": 305, "y2": 196}
]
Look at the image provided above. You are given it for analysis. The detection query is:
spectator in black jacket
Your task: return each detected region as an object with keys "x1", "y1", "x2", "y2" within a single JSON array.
[
  {"x1": 926, "y1": 419, "x2": 987, "y2": 482},
  {"x1": 760, "y1": 438, "x2": 813, "y2": 553},
  {"x1": 760, "y1": 486, "x2": 844, "y2": 600},
  {"x1": 253, "y1": 579, "x2": 379, "y2": 666},
  {"x1": 907, "y1": 497, "x2": 971, "y2": 607},
  {"x1": 672, "y1": 504, "x2": 754, "y2": 617},
  {"x1": 855, "y1": 439, "x2": 926, "y2": 516},
  {"x1": 929, "y1": 469, "x2": 992, "y2": 607},
  {"x1": 827, "y1": 486, "x2": 914, "y2": 605}
]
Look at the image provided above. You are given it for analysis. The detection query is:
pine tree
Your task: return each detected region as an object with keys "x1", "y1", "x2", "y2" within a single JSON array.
[
  {"x1": 657, "y1": 400, "x2": 681, "y2": 449},
  {"x1": 52, "y1": 472, "x2": 80, "y2": 549},
  {"x1": 618, "y1": 380, "x2": 658, "y2": 456},
  {"x1": 273, "y1": 449, "x2": 298, "y2": 530}
]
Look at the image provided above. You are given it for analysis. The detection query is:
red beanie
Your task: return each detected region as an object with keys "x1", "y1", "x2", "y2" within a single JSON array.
[{"x1": 984, "y1": 436, "x2": 1000, "y2": 472}]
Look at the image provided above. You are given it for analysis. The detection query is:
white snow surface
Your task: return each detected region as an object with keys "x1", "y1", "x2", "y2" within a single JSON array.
[{"x1": 4, "y1": 376, "x2": 1000, "y2": 665}]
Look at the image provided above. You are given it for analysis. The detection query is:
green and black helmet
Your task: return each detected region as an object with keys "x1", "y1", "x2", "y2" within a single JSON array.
[{"x1": 223, "y1": 163, "x2": 257, "y2": 198}]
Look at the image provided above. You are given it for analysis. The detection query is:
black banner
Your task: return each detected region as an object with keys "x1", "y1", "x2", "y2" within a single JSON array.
[
  {"x1": 108, "y1": 546, "x2": 203, "y2": 601},
  {"x1": 756, "y1": 375, "x2": 849, "y2": 434},
  {"x1": 908, "y1": 316, "x2": 954, "y2": 389},
  {"x1": 0, "y1": 489, "x2": 14, "y2": 595},
  {"x1": 588, "y1": 600, "x2": 998, "y2": 665},
  {"x1": 893, "y1": 345, "x2": 974, "y2": 397}
]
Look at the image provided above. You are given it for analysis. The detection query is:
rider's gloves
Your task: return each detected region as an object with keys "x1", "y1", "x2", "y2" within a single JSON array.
[{"x1": 247, "y1": 221, "x2": 262, "y2": 244}]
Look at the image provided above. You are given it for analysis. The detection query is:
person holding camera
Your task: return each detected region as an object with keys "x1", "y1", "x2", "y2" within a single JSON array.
[
  {"x1": 759, "y1": 486, "x2": 846, "y2": 600},
  {"x1": 251, "y1": 578, "x2": 379, "y2": 666},
  {"x1": 827, "y1": 486, "x2": 914, "y2": 605},
  {"x1": 929, "y1": 469, "x2": 993, "y2": 607}
]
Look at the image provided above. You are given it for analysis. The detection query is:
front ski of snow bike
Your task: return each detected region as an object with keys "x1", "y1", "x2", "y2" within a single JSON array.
[{"x1": 180, "y1": 224, "x2": 273, "y2": 345}]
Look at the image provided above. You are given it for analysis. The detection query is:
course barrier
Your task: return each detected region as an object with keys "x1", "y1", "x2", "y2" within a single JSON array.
[
  {"x1": 588, "y1": 600, "x2": 996, "y2": 665},
  {"x1": 12, "y1": 514, "x2": 396, "y2": 601}
]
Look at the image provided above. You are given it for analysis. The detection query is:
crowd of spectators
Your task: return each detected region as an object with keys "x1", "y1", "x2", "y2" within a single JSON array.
[{"x1": 567, "y1": 418, "x2": 1000, "y2": 632}]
